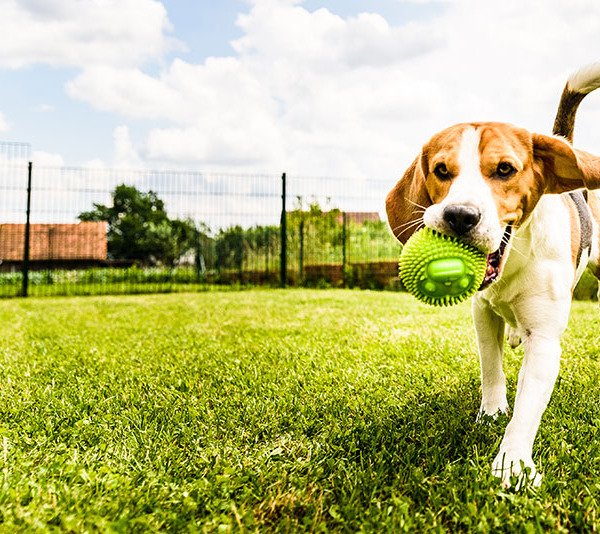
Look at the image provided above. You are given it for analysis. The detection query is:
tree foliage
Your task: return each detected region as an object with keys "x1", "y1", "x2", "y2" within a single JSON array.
[
  {"x1": 79, "y1": 184, "x2": 201, "y2": 266},
  {"x1": 214, "y1": 225, "x2": 278, "y2": 271}
]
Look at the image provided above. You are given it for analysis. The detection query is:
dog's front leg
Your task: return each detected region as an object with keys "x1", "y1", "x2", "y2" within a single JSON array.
[
  {"x1": 473, "y1": 297, "x2": 508, "y2": 419},
  {"x1": 492, "y1": 334, "x2": 561, "y2": 487}
]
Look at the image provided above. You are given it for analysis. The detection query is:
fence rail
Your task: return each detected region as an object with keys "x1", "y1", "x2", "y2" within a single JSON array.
[{"x1": 0, "y1": 141, "x2": 401, "y2": 298}]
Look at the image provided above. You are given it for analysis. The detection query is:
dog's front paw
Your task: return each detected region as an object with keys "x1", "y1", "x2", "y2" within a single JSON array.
[
  {"x1": 477, "y1": 394, "x2": 509, "y2": 422},
  {"x1": 492, "y1": 450, "x2": 542, "y2": 489},
  {"x1": 477, "y1": 405, "x2": 508, "y2": 423}
]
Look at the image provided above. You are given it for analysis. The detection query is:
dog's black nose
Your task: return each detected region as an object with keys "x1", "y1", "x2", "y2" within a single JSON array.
[{"x1": 443, "y1": 205, "x2": 481, "y2": 235}]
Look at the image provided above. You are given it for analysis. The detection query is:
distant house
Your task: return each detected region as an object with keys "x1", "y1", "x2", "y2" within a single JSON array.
[
  {"x1": 0, "y1": 221, "x2": 107, "y2": 270},
  {"x1": 289, "y1": 210, "x2": 381, "y2": 225},
  {"x1": 335, "y1": 212, "x2": 380, "y2": 225}
]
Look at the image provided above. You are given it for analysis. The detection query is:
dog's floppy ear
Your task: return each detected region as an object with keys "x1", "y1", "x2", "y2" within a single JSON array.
[
  {"x1": 386, "y1": 154, "x2": 432, "y2": 244},
  {"x1": 533, "y1": 133, "x2": 600, "y2": 193}
]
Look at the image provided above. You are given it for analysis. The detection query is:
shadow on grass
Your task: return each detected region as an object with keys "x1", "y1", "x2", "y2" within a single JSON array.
[{"x1": 315, "y1": 377, "x2": 509, "y2": 513}]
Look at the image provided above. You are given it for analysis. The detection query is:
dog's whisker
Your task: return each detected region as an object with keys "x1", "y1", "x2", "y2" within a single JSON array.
[
  {"x1": 500, "y1": 235, "x2": 527, "y2": 259},
  {"x1": 392, "y1": 216, "x2": 424, "y2": 232},
  {"x1": 391, "y1": 223, "x2": 424, "y2": 238},
  {"x1": 507, "y1": 243, "x2": 526, "y2": 259},
  {"x1": 400, "y1": 220, "x2": 425, "y2": 232},
  {"x1": 507, "y1": 234, "x2": 526, "y2": 243},
  {"x1": 405, "y1": 198, "x2": 429, "y2": 210}
]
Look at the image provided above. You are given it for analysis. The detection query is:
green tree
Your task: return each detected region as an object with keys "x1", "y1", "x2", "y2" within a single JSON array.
[
  {"x1": 79, "y1": 184, "x2": 199, "y2": 266},
  {"x1": 215, "y1": 226, "x2": 245, "y2": 271}
]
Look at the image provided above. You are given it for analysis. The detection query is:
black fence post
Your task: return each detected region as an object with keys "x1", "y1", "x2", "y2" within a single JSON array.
[
  {"x1": 215, "y1": 236, "x2": 222, "y2": 282},
  {"x1": 342, "y1": 211, "x2": 347, "y2": 287},
  {"x1": 238, "y1": 230, "x2": 244, "y2": 284},
  {"x1": 280, "y1": 172, "x2": 287, "y2": 288},
  {"x1": 265, "y1": 227, "x2": 269, "y2": 281},
  {"x1": 22, "y1": 161, "x2": 32, "y2": 297},
  {"x1": 194, "y1": 228, "x2": 205, "y2": 281},
  {"x1": 299, "y1": 219, "x2": 304, "y2": 283}
]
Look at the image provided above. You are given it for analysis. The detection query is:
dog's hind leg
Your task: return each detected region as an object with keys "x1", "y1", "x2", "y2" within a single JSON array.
[
  {"x1": 473, "y1": 297, "x2": 509, "y2": 420},
  {"x1": 505, "y1": 325, "x2": 522, "y2": 348},
  {"x1": 585, "y1": 190, "x2": 600, "y2": 301}
]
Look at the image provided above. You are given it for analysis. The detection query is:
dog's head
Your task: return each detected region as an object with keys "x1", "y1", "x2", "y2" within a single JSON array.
[{"x1": 386, "y1": 122, "x2": 600, "y2": 287}]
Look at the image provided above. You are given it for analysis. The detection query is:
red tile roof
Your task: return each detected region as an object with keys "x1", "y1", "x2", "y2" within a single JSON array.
[
  {"x1": 0, "y1": 222, "x2": 107, "y2": 261},
  {"x1": 335, "y1": 212, "x2": 380, "y2": 225}
]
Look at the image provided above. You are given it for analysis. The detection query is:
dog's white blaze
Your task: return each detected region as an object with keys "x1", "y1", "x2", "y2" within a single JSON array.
[
  {"x1": 457, "y1": 127, "x2": 482, "y2": 181},
  {"x1": 423, "y1": 126, "x2": 503, "y2": 253},
  {"x1": 448, "y1": 127, "x2": 486, "y2": 201}
]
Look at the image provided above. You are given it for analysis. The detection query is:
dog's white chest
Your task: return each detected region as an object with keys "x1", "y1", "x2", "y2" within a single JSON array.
[{"x1": 476, "y1": 292, "x2": 518, "y2": 328}]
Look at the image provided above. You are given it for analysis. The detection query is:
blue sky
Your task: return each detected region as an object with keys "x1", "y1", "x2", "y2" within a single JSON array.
[{"x1": 0, "y1": 0, "x2": 599, "y2": 178}]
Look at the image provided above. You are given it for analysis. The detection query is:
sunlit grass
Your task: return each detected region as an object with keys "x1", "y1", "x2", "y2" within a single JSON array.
[{"x1": 0, "y1": 290, "x2": 598, "y2": 531}]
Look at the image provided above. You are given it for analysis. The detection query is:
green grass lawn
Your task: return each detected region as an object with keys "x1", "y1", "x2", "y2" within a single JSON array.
[{"x1": 1, "y1": 289, "x2": 600, "y2": 532}]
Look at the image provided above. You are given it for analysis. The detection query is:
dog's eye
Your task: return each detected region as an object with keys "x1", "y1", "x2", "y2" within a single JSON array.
[
  {"x1": 496, "y1": 162, "x2": 516, "y2": 178},
  {"x1": 434, "y1": 163, "x2": 450, "y2": 179}
]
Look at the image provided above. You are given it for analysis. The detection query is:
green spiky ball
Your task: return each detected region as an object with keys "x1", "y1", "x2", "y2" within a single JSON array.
[{"x1": 399, "y1": 228, "x2": 487, "y2": 307}]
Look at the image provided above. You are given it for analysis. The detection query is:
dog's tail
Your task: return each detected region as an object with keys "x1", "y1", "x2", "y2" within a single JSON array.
[{"x1": 553, "y1": 63, "x2": 600, "y2": 142}]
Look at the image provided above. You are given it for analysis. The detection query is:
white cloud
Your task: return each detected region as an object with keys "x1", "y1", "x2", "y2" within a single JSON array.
[
  {"x1": 0, "y1": 112, "x2": 10, "y2": 132},
  {"x1": 113, "y1": 125, "x2": 144, "y2": 168},
  {"x1": 8, "y1": 0, "x2": 600, "y2": 180},
  {"x1": 66, "y1": 66, "x2": 181, "y2": 120},
  {"x1": 394, "y1": 0, "x2": 452, "y2": 3},
  {"x1": 81, "y1": 158, "x2": 106, "y2": 169},
  {"x1": 67, "y1": 55, "x2": 288, "y2": 167},
  {"x1": 33, "y1": 150, "x2": 64, "y2": 166},
  {"x1": 31, "y1": 104, "x2": 54, "y2": 113},
  {"x1": 233, "y1": 4, "x2": 438, "y2": 68},
  {"x1": 0, "y1": 0, "x2": 181, "y2": 69},
  {"x1": 65, "y1": 1, "x2": 444, "y2": 175},
  {"x1": 63, "y1": 0, "x2": 600, "y2": 178}
]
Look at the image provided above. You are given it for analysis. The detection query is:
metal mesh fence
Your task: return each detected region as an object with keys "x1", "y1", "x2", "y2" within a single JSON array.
[
  {"x1": 286, "y1": 174, "x2": 400, "y2": 286},
  {"x1": 0, "y1": 142, "x2": 401, "y2": 297}
]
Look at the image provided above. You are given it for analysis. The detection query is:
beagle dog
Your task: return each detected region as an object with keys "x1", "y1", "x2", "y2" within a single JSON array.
[{"x1": 386, "y1": 64, "x2": 600, "y2": 487}]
